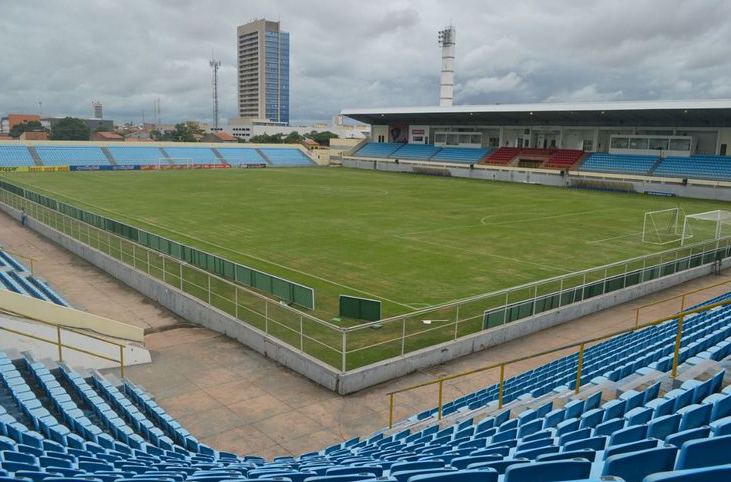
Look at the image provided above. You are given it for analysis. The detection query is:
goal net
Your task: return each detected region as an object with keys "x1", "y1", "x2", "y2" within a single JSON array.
[
  {"x1": 642, "y1": 207, "x2": 685, "y2": 245},
  {"x1": 681, "y1": 210, "x2": 731, "y2": 246}
]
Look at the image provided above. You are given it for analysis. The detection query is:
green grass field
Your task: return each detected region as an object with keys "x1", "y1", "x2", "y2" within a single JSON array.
[{"x1": 4, "y1": 167, "x2": 730, "y2": 323}]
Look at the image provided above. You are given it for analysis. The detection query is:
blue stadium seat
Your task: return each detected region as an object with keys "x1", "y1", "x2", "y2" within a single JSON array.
[
  {"x1": 503, "y1": 459, "x2": 591, "y2": 482},
  {"x1": 0, "y1": 145, "x2": 35, "y2": 167},
  {"x1": 352, "y1": 143, "x2": 403, "y2": 158},
  {"x1": 644, "y1": 465, "x2": 731, "y2": 481},
  {"x1": 259, "y1": 148, "x2": 314, "y2": 166},
  {"x1": 107, "y1": 146, "x2": 164, "y2": 165},
  {"x1": 35, "y1": 146, "x2": 109, "y2": 166},
  {"x1": 216, "y1": 147, "x2": 266, "y2": 165},
  {"x1": 602, "y1": 446, "x2": 678, "y2": 482},
  {"x1": 675, "y1": 434, "x2": 731, "y2": 470},
  {"x1": 654, "y1": 155, "x2": 731, "y2": 181},
  {"x1": 577, "y1": 153, "x2": 658, "y2": 176}
]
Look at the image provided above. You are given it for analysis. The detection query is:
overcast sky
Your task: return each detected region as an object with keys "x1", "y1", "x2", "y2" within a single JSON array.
[{"x1": 2, "y1": 0, "x2": 731, "y2": 125}]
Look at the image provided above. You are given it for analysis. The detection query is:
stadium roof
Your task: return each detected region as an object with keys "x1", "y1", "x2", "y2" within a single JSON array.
[{"x1": 341, "y1": 99, "x2": 731, "y2": 127}]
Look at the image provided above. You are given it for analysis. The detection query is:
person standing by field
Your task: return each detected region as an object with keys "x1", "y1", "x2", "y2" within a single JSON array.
[{"x1": 20, "y1": 208, "x2": 27, "y2": 226}]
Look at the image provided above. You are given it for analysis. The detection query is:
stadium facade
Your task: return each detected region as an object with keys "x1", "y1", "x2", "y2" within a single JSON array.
[{"x1": 342, "y1": 99, "x2": 731, "y2": 156}]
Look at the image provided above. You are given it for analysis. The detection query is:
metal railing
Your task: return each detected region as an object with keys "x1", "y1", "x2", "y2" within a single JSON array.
[
  {"x1": 386, "y1": 296, "x2": 731, "y2": 429},
  {"x1": 2, "y1": 186, "x2": 730, "y2": 373},
  {"x1": 0, "y1": 309, "x2": 126, "y2": 376},
  {"x1": 634, "y1": 278, "x2": 731, "y2": 328}
]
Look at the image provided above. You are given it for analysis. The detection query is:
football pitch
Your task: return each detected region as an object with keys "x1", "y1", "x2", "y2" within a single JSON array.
[{"x1": 5, "y1": 167, "x2": 729, "y2": 323}]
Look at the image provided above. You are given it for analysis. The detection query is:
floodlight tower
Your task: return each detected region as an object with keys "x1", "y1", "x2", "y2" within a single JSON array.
[
  {"x1": 209, "y1": 54, "x2": 222, "y2": 130},
  {"x1": 438, "y1": 25, "x2": 456, "y2": 107}
]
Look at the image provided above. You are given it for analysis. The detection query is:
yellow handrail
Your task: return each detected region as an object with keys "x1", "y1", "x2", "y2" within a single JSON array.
[
  {"x1": 634, "y1": 278, "x2": 731, "y2": 328},
  {"x1": 0, "y1": 312, "x2": 126, "y2": 377},
  {"x1": 386, "y1": 296, "x2": 731, "y2": 429}
]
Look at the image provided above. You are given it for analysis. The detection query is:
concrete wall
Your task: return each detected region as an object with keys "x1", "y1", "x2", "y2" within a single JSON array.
[
  {"x1": 342, "y1": 158, "x2": 731, "y2": 202},
  {"x1": 0, "y1": 203, "x2": 342, "y2": 392},
  {"x1": 339, "y1": 257, "x2": 731, "y2": 393}
]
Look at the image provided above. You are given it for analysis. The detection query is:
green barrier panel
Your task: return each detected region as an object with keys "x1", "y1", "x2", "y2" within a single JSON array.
[
  {"x1": 661, "y1": 262, "x2": 676, "y2": 277},
  {"x1": 483, "y1": 309, "x2": 505, "y2": 329},
  {"x1": 0, "y1": 181, "x2": 316, "y2": 310},
  {"x1": 606, "y1": 277, "x2": 624, "y2": 292},
  {"x1": 677, "y1": 258, "x2": 690, "y2": 271},
  {"x1": 339, "y1": 295, "x2": 381, "y2": 322}
]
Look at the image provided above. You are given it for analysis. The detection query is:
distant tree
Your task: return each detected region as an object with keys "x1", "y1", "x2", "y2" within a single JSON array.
[
  {"x1": 284, "y1": 131, "x2": 303, "y2": 144},
  {"x1": 169, "y1": 121, "x2": 204, "y2": 142},
  {"x1": 9, "y1": 120, "x2": 47, "y2": 138},
  {"x1": 250, "y1": 133, "x2": 284, "y2": 144},
  {"x1": 236, "y1": 136, "x2": 248, "y2": 143},
  {"x1": 50, "y1": 117, "x2": 90, "y2": 140},
  {"x1": 305, "y1": 131, "x2": 338, "y2": 146}
]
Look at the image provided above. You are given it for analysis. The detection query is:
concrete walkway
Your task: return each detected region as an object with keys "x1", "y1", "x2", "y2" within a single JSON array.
[{"x1": 1, "y1": 208, "x2": 730, "y2": 458}]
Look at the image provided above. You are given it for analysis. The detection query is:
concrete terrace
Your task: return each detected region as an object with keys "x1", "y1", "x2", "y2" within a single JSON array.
[{"x1": 1, "y1": 207, "x2": 730, "y2": 458}]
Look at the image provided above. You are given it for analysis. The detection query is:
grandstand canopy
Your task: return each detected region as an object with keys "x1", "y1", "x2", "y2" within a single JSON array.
[{"x1": 341, "y1": 99, "x2": 731, "y2": 127}]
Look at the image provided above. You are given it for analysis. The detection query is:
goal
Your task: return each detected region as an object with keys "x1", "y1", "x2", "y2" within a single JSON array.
[
  {"x1": 158, "y1": 158, "x2": 194, "y2": 169},
  {"x1": 642, "y1": 207, "x2": 685, "y2": 245},
  {"x1": 681, "y1": 210, "x2": 731, "y2": 246}
]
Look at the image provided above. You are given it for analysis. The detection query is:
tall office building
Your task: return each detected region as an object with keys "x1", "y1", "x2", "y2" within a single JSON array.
[{"x1": 237, "y1": 19, "x2": 290, "y2": 124}]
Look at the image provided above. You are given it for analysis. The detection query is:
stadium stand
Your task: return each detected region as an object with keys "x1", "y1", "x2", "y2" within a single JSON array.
[
  {"x1": 544, "y1": 150, "x2": 585, "y2": 169},
  {"x1": 215, "y1": 147, "x2": 267, "y2": 166},
  {"x1": 161, "y1": 147, "x2": 223, "y2": 164},
  {"x1": 0, "y1": 249, "x2": 70, "y2": 307},
  {"x1": 0, "y1": 146, "x2": 35, "y2": 167},
  {"x1": 106, "y1": 147, "x2": 165, "y2": 166},
  {"x1": 430, "y1": 147, "x2": 492, "y2": 164},
  {"x1": 577, "y1": 153, "x2": 660, "y2": 176},
  {"x1": 259, "y1": 148, "x2": 315, "y2": 166},
  {"x1": 653, "y1": 156, "x2": 731, "y2": 181},
  {"x1": 3, "y1": 286, "x2": 731, "y2": 480},
  {"x1": 390, "y1": 144, "x2": 442, "y2": 160},
  {"x1": 483, "y1": 147, "x2": 523, "y2": 165},
  {"x1": 35, "y1": 146, "x2": 110, "y2": 167},
  {"x1": 352, "y1": 143, "x2": 405, "y2": 158}
]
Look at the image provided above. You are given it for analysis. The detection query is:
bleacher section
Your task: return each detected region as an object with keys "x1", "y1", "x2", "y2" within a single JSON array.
[
  {"x1": 35, "y1": 146, "x2": 109, "y2": 167},
  {"x1": 484, "y1": 147, "x2": 523, "y2": 165},
  {"x1": 391, "y1": 144, "x2": 442, "y2": 160},
  {"x1": 3, "y1": 288, "x2": 731, "y2": 481},
  {"x1": 215, "y1": 147, "x2": 267, "y2": 166},
  {"x1": 544, "y1": 150, "x2": 585, "y2": 169},
  {"x1": 654, "y1": 156, "x2": 731, "y2": 181},
  {"x1": 0, "y1": 249, "x2": 70, "y2": 307},
  {"x1": 106, "y1": 147, "x2": 165, "y2": 166},
  {"x1": 0, "y1": 146, "x2": 35, "y2": 167},
  {"x1": 352, "y1": 143, "x2": 404, "y2": 158},
  {"x1": 352, "y1": 143, "x2": 492, "y2": 164},
  {"x1": 431, "y1": 148, "x2": 492, "y2": 164},
  {"x1": 577, "y1": 153, "x2": 659, "y2": 176},
  {"x1": 162, "y1": 147, "x2": 222, "y2": 165},
  {"x1": 259, "y1": 148, "x2": 315, "y2": 166}
]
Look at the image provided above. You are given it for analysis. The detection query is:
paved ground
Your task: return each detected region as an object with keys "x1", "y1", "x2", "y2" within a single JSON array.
[{"x1": 1, "y1": 207, "x2": 730, "y2": 458}]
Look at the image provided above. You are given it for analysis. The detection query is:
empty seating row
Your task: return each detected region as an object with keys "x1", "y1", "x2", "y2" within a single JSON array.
[
  {"x1": 0, "y1": 249, "x2": 70, "y2": 307},
  {"x1": 0, "y1": 146, "x2": 35, "y2": 167},
  {"x1": 577, "y1": 153, "x2": 659, "y2": 176},
  {"x1": 3, "y1": 289, "x2": 731, "y2": 481},
  {"x1": 35, "y1": 147, "x2": 109, "y2": 167},
  {"x1": 259, "y1": 148, "x2": 315, "y2": 166},
  {"x1": 0, "y1": 145, "x2": 314, "y2": 168},
  {"x1": 352, "y1": 143, "x2": 491, "y2": 164},
  {"x1": 653, "y1": 156, "x2": 731, "y2": 181}
]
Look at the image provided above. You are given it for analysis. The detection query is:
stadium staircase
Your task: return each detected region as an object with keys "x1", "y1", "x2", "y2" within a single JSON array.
[
  {"x1": 211, "y1": 148, "x2": 230, "y2": 167},
  {"x1": 3, "y1": 289, "x2": 731, "y2": 480},
  {"x1": 255, "y1": 148, "x2": 272, "y2": 165},
  {"x1": 27, "y1": 147, "x2": 43, "y2": 167},
  {"x1": 157, "y1": 148, "x2": 174, "y2": 165},
  {"x1": 647, "y1": 157, "x2": 664, "y2": 176},
  {"x1": 100, "y1": 147, "x2": 117, "y2": 166}
]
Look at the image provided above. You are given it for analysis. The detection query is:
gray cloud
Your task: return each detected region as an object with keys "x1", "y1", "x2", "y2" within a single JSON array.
[{"x1": 1, "y1": 0, "x2": 730, "y2": 125}]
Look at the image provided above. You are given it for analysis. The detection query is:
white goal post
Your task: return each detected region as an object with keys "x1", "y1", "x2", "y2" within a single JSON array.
[
  {"x1": 642, "y1": 207, "x2": 685, "y2": 245},
  {"x1": 158, "y1": 158, "x2": 194, "y2": 169},
  {"x1": 681, "y1": 210, "x2": 731, "y2": 246}
]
